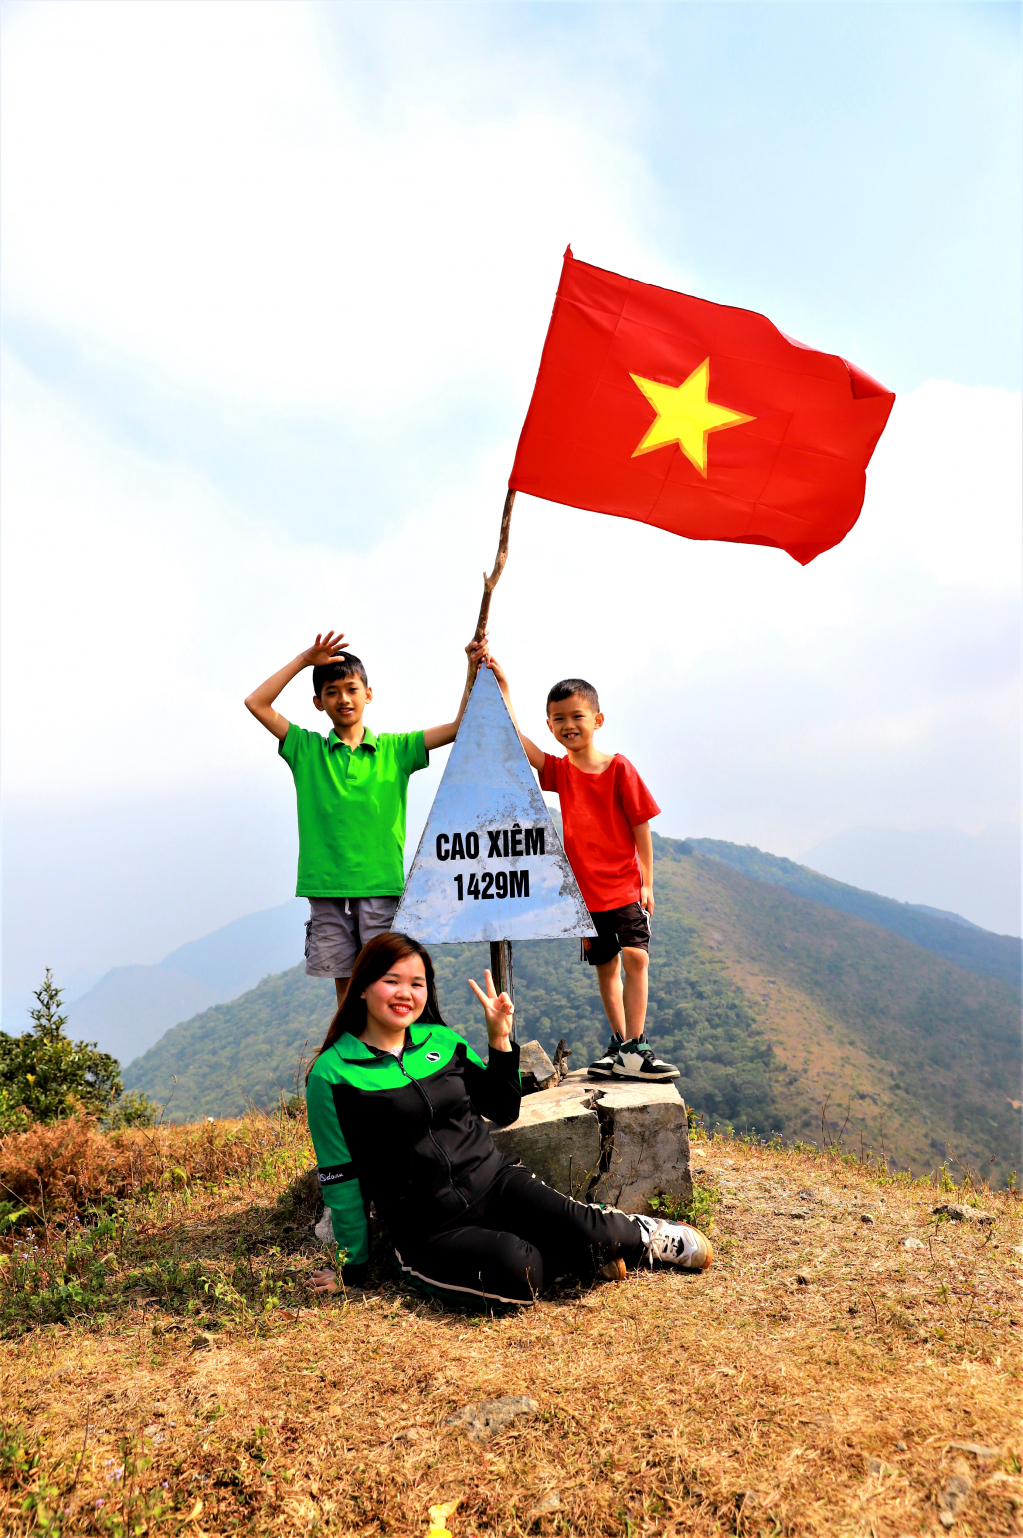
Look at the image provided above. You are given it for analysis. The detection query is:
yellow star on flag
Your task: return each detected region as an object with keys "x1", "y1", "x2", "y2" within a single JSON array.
[{"x1": 629, "y1": 359, "x2": 754, "y2": 476}]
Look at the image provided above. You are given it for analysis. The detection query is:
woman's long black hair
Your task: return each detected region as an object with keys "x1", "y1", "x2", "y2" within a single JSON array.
[{"x1": 306, "y1": 932, "x2": 444, "y2": 1080}]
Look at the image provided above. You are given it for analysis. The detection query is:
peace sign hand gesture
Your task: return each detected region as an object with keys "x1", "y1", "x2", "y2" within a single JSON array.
[{"x1": 467, "y1": 969, "x2": 514, "y2": 1052}]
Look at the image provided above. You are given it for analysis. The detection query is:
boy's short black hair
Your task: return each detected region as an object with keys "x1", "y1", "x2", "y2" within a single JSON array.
[
  {"x1": 312, "y1": 653, "x2": 368, "y2": 698},
  {"x1": 546, "y1": 677, "x2": 600, "y2": 714}
]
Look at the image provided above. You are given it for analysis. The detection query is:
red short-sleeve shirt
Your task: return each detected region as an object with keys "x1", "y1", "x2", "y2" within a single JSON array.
[{"x1": 539, "y1": 753, "x2": 660, "y2": 912}]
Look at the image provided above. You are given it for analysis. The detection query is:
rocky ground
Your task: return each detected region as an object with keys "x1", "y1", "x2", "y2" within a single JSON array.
[{"x1": 1, "y1": 1131, "x2": 1020, "y2": 1536}]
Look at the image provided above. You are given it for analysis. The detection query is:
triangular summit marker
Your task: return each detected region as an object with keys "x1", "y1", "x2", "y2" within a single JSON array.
[{"x1": 394, "y1": 666, "x2": 595, "y2": 943}]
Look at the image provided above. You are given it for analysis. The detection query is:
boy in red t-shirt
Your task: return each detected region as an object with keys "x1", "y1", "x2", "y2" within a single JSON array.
[{"x1": 483, "y1": 660, "x2": 679, "y2": 1083}]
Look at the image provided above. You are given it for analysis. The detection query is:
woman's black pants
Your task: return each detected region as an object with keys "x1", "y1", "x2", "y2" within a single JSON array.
[{"x1": 393, "y1": 1163, "x2": 645, "y2": 1308}]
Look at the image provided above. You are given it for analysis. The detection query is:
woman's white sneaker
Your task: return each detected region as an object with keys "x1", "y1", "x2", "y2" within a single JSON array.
[{"x1": 634, "y1": 1214, "x2": 713, "y2": 1271}]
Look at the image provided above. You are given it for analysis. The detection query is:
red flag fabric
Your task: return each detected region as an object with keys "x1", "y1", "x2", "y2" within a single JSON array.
[{"x1": 509, "y1": 248, "x2": 895, "y2": 565}]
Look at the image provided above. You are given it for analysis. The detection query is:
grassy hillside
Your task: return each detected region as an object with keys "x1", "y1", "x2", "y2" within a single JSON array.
[
  {"x1": 654, "y1": 841, "x2": 1021, "y2": 1186},
  {"x1": 123, "y1": 968, "x2": 336, "y2": 1121},
  {"x1": 689, "y1": 836, "x2": 1022, "y2": 987},
  {"x1": 125, "y1": 839, "x2": 1023, "y2": 1183}
]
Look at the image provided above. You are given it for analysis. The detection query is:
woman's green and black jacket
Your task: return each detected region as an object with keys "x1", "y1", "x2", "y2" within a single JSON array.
[{"x1": 306, "y1": 1024, "x2": 521, "y2": 1276}]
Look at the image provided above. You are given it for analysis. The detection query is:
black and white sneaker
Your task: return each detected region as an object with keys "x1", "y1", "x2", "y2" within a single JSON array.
[
  {"x1": 611, "y1": 1036, "x2": 680, "y2": 1081},
  {"x1": 588, "y1": 1033, "x2": 624, "y2": 1079},
  {"x1": 633, "y1": 1214, "x2": 713, "y2": 1271}
]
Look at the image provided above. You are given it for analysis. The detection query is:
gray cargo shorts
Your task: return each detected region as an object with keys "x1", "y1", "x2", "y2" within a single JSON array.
[{"x1": 304, "y1": 896, "x2": 399, "y2": 979}]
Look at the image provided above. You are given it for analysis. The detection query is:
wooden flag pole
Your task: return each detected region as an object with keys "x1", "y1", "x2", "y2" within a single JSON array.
[
  {"x1": 471, "y1": 486, "x2": 517, "y2": 1034},
  {"x1": 471, "y1": 488, "x2": 516, "y2": 659}
]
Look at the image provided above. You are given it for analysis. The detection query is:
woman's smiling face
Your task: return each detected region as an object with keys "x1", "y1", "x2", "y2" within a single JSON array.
[{"x1": 361, "y1": 955, "x2": 428, "y2": 1034}]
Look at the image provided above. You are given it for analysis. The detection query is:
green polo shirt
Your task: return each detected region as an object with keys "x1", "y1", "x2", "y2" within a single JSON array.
[{"x1": 279, "y1": 724, "x2": 428, "y2": 897}]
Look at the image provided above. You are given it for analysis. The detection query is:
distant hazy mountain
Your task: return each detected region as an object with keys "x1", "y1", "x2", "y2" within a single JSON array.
[
  {"x1": 160, "y1": 900, "x2": 306, "y2": 994},
  {"x1": 67, "y1": 966, "x2": 222, "y2": 1069},
  {"x1": 63, "y1": 967, "x2": 103, "y2": 1003},
  {"x1": 800, "y1": 824, "x2": 1021, "y2": 937},
  {"x1": 66, "y1": 899, "x2": 306, "y2": 1065}
]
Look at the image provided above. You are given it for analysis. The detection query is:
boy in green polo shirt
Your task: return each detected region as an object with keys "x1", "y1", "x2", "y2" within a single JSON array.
[{"x1": 245, "y1": 629, "x2": 484, "y2": 1005}]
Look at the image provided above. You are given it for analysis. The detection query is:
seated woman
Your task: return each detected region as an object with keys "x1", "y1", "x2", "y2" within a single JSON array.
[{"x1": 306, "y1": 931, "x2": 711, "y2": 1308}]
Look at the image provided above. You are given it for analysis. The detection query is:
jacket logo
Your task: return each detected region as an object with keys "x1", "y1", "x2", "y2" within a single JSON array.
[
  {"x1": 317, "y1": 1164, "x2": 356, "y2": 1185},
  {"x1": 425, "y1": 1051, "x2": 441, "y2": 1062}
]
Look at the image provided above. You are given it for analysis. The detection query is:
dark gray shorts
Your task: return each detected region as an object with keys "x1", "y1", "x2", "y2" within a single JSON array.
[{"x1": 304, "y1": 896, "x2": 399, "y2": 979}]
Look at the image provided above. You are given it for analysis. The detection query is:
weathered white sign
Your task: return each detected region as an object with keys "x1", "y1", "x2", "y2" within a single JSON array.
[{"x1": 394, "y1": 665, "x2": 595, "y2": 944}]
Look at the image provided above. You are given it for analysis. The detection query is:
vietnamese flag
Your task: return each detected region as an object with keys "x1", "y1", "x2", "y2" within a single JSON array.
[{"x1": 509, "y1": 248, "x2": 895, "y2": 565}]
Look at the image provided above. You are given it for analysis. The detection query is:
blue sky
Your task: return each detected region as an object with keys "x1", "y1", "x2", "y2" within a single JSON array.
[
  {"x1": 1, "y1": 1, "x2": 1020, "y2": 1014},
  {"x1": 321, "y1": 1, "x2": 1022, "y2": 390}
]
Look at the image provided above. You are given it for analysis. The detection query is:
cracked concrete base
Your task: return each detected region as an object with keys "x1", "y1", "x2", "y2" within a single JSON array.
[{"x1": 490, "y1": 1069, "x2": 692, "y2": 1212}]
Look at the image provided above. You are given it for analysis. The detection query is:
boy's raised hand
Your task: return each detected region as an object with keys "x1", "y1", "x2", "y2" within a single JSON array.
[
  {"x1": 467, "y1": 968, "x2": 514, "y2": 1051},
  {"x1": 472, "y1": 645, "x2": 513, "y2": 705},
  {"x1": 245, "y1": 630, "x2": 349, "y2": 741},
  {"x1": 483, "y1": 653, "x2": 509, "y2": 691},
  {"x1": 301, "y1": 631, "x2": 349, "y2": 668}
]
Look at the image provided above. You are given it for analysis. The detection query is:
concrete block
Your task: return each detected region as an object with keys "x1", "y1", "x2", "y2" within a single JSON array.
[
  {"x1": 490, "y1": 1069, "x2": 692, "y2": 1212},
  {"x1": 490, "y1": 1078, "x2": 602, "y2": 1200}
]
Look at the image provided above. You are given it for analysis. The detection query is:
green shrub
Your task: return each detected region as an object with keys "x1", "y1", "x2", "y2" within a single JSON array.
[
  {"x1": 0, "y1": 970, "x2": 122, "y2": 1125},
  {"x1": 0, "y1": 1084, "x2": 30, "y2": 1136}
]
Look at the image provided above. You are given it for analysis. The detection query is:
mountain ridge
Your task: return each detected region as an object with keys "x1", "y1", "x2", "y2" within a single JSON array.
[
  {"x1": 67, "y1": 838, "x2": 1018, "y2": 1068},
  {"x1": 124, "y1": 836, "x2": 1022, "y2": 1184},
  {"x1": 687, "y1": 837, "x2": 1021, "y2": 989},
  {"x1": 799, "y1": 822, "x2": 1021, "y2": 936}
]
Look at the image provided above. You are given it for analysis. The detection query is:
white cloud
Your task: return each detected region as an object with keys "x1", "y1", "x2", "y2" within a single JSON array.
[{"x1": 1, "y1": 1, "x2": 659, "y2": 416}]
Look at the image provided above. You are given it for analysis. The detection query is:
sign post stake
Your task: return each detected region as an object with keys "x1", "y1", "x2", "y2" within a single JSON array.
[{"x1": 489, "y1": 939, "x2": 515, "y2": 1041}]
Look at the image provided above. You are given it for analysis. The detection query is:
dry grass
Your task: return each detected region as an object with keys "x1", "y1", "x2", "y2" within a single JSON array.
[
  {"x1": 0, "y1": 1113, "x2": 307, "y2": 1221},
  {"x1": 1, "y1": 1126, "x2": 1021, "y2": 1537}
]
